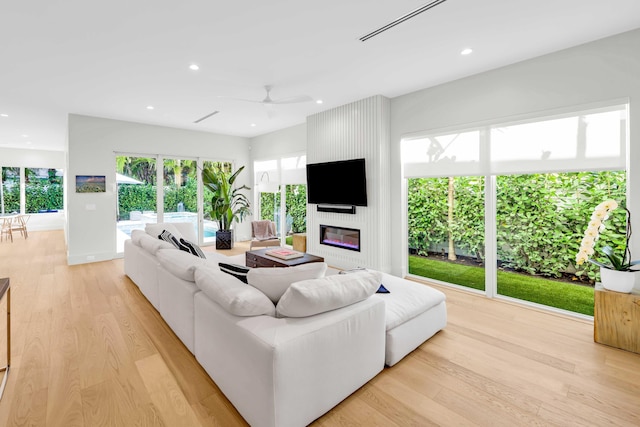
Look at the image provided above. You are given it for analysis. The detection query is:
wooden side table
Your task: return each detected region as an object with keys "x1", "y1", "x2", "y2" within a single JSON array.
[
  {"x1": 0, "y1": 277, "x2": 10, "y2": 400},
  {"x1": 594, "y1": 283, "x2": 640, "y2": 354},
  {"x1": 292, "y1": 233, "x2": 307, "y2": 253}
]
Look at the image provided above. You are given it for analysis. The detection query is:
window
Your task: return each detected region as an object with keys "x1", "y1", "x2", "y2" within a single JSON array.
[
  {"x1": 25, "y1": 168, "x2": 63, "y2": 213},
  {"x1": 254, "y1": 154, "x2": 307, "y2": 246},
  {"x1": 1, "y1": 167, "x2": 20, "y2": 214},
  {"x1": 403, "y1": 103, "x2": 627, "y2": 316},
  {"x1": 116, "y1": 156, "x2": 157, "y2": 253},
  {"x1": 164, "y1": 157, "x2": 198, "y2": 237},
  {"x1": 408, "y1": 176, "x2": 485, "y2": 291}
]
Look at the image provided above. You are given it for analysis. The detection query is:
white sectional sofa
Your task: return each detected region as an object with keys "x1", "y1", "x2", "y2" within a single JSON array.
[{"x1": 124, "y1": 222, "x2": 446, "y2": 427}]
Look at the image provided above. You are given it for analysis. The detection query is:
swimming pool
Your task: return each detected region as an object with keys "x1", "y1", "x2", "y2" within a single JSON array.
[{"x1": 117, "y1": 212, "x2": 217, "y2": 238}]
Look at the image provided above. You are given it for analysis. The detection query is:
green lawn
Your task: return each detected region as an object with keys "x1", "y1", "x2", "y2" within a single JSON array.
[
  {"x1": 285, "y1": 236, "x2": 293, "y2": 246},
  {"x1": 409, "y1": 255, "x2": 594, "y2": 316}
]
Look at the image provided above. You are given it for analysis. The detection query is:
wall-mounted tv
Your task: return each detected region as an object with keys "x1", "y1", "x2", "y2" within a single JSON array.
[{"x1": 306, "y1": 158, "x2": 368, "y2": 206}]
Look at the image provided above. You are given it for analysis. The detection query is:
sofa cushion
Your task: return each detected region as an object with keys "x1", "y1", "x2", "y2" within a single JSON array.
[
  {"x1": 130, "y1": 229, "x2": 147, "y2": 246},
  {"x1": 219, "y1": 263, "x2": 250, "y2": 283},
  {"x1": 276, "y1": 270, "x2": 380, "y2": 318},
  {"x1": 247, "y1": 262, "x2": 327, "y2": 304},
  {"x1": 378, "y1": 273, "x2": 446, "y2": 331},
  {"x1": 204, "y1": 251, "x2": 246, "y2": 266},
  {"x1": 339, "y1": 268, "x2": 390, "y2": 293},
  {"x1": 139, "y1": 232, "x2": 176, "y2": 254},
  {"x1": 194, "y1": 266, "x2": 275, "y2": 317},
  {"x1": 180, "y1": 238, "x2": 206, "y2": 258},
  {"x1": 156, "y1": 248, "x2": 206, "y2": 282}
]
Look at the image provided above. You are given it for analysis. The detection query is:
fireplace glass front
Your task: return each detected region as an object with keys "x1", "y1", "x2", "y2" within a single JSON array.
[{"x1": 320, "y1": 225, "x2": 360, "y2": 252}]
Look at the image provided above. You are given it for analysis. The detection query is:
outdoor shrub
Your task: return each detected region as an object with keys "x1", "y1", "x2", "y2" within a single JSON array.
[{"x1": 407, "y1": 171, "x2": 626, "y2": 282}]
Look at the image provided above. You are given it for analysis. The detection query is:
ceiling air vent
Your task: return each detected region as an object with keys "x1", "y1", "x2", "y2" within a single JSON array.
[
  {"x1": 359, "y1": 0, "x2": 448, "y2": 42},
  {"x1": 193, "y1": 110, "x2": 219, "y2": 124}
]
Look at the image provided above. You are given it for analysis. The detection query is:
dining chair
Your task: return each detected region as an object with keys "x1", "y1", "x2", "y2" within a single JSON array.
[
  {"x1": 0, "y1": 218, "x2": 12, "y2": 243},
  {"x1": 10, "y1": 215, "x2": 29, "y2": 239}
]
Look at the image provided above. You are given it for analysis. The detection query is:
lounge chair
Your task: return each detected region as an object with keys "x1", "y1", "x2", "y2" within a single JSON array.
[{"x1": 249, "y1": 220, "x2": 280, "y2": 250}]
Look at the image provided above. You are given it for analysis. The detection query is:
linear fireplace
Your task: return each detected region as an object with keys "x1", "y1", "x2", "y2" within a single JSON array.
[{"x1": 320, "y1": 225, "x2": 360, "y2": 252}]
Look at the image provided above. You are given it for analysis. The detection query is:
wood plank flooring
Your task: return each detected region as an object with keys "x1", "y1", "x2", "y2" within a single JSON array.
[{"x1": 0, "y1": 230, "x2": 638, "y2": 426}]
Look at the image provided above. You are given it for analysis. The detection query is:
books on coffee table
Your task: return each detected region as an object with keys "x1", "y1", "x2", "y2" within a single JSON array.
[{"x1": 265, "y1": 248, "x2": 305, "y2": 260}]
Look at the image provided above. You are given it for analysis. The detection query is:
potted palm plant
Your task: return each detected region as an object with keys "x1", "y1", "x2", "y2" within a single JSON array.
[{"x1": 202, "y1": 164, "x2": 251, "y2": 249}]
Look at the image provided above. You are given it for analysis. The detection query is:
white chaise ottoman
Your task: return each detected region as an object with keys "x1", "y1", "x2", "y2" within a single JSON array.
[{"x1": 377, "y1": 273, "x2": 447, "y2": 366}]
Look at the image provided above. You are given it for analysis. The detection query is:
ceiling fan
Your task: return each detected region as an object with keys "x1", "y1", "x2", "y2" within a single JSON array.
[
  {"x1": 227, "y1": 85, "x2": 313, "y2": 105},
  {"x1": 193, "y1": 85, "x2": 313, "y2": 124}
]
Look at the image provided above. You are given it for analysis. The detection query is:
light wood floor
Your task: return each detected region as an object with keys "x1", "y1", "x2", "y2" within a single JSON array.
[{"x1": 0, "y1": 231, "x2": 638, "y2": 426}]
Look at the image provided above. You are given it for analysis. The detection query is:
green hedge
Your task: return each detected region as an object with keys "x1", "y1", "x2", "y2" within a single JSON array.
[
  {"x1": 408, "y1": 171, "x2": 626, "y2": 283},
  {"x1": 259, "y1": 185, "x2": 307, "y2": 234},
  {"x1": 1, "y1": 182, "x2": 63, "y2": 213}
]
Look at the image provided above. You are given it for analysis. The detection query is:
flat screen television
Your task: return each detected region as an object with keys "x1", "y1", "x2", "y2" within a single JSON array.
[{"x1": 306, "y1": 158, "x2": 368, "y2": 206}]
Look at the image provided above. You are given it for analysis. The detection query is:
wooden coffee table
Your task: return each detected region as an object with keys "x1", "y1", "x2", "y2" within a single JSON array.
[{"x1": 245, "y1": 248, "x2": 324, "y2": 268}]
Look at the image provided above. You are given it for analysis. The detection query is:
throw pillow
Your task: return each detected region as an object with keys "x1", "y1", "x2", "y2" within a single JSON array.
[
  {"x1": 159, "y1": 230, "x2": 189, "y2": 252},
  {"x1": 194, "y1": 266, "x2": 275, "y2": 317},
  {"x1": 180, "y1": 238, "x2": 206, "y2": 258},
  {"x1": 377, "y1": 284, "x2": 390, "y2": 294},
  {"x1": 276, "y1": 270, "x2": 381, "y2": 318},
  {"x1": 219, "y1": 262, "x2": 251, "y2": 284},
  {"x1": 247, "y1": 262, "x2": 328, "y2": 303},
  {"x1": 338, "y1": 267, "x2": 390, "y2": 293},
  {"x1": 146, "y1": 223, "x2": 183, "y2": 240}
]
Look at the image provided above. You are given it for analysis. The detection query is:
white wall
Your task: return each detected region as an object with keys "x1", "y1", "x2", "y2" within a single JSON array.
[
  {"x1": 306, "y1": 96, "x2": 391, "y2": 271},
  {"x1": 389, "y1": 28, "x2": 640, "y2": 276},
  {"x1": 249, "y1": 123, "x2": 306, "y2": 160},
  {"x1": 0, "y1": 147, "x2": 66, "y2": 231},
  {"x1": 67, "y1": 114, "x2": 251, "y2": 264}
]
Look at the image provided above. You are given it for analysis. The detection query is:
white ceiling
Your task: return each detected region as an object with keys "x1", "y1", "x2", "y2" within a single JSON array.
[{"x1": 1, "y1": 0, "x2": 640, "y2": 152}]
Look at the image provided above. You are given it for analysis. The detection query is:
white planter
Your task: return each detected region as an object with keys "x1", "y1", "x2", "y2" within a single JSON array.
[{"x1": 600, "y1": 268, "x2": 637, "y2": 293}]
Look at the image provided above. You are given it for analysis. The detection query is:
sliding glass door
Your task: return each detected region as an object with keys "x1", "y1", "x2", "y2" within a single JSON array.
[
  {"x1": 163, "y1": 158, "x2": 198, "y2": 238},
  {"x1": 408, "y1": 176, "x2": 485, "y2": 291}
]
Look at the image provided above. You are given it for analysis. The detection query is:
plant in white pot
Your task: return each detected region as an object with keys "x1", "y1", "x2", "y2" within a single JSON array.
[
  {"x1": 202, "y1": 164, "x2": 251, "y2": 250},
  {"x1": 576, "y1": 200, "x2": 640, "y2": 292}
]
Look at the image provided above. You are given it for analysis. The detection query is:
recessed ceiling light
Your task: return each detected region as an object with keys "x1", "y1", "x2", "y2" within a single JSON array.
[
  {"x1": 146, "y1": 105, "x2": 154, "y2": 110},
  {"x1": 0, "y1": 114, "x2": 8, "y2": 117},
  {"x1": 21, "y1": 134, "x2": 29, "y2": 138},
  {"x1": 460, "y1": 48, "x2": 473, "y2": 55},
  {"x1": 26, "y1": 141, "x2": 32, "y2": 145},
  {"x1": 316, "y1": 100, "x2": 323, "y2": 104},
  {"x1": 189, "y1": 64, "x2": 200, "y2": 71},
  {"x1": 250, "y1": 123, "x2": 256, "y2": 127}
]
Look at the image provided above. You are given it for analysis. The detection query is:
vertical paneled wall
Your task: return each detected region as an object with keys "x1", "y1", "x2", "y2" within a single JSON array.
[{"x1": 307, "y1": 95, "x2": 391, "y2": 271}]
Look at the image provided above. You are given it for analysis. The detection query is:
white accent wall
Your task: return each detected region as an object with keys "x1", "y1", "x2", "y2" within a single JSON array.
[
  {"x1": 306, "y1": 95, "x2": 391, "y2": 271},
  {"x1": 67, "y1": 114, "x2": 250, "y2": 265},
  {"x1": 389, "y1": 27, "x2": 640, "y2": 277}
]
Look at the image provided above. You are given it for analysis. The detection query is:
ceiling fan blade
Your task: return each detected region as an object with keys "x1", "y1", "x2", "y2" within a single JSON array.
[
  {"x1": 270, "y1": 95, "x2": 313, "y2": 104},
  {"x1": 193, "y1": 110, "x2": 219, "y2": 123}
]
